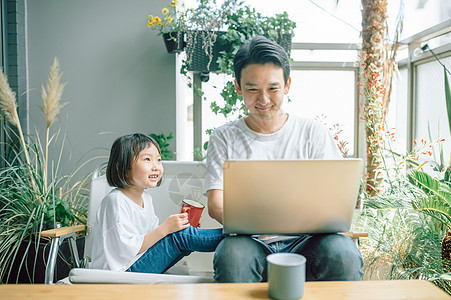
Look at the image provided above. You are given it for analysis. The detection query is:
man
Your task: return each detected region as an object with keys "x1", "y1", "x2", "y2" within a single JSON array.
[{"x1": 204, "y1": 36, "x2": 363, "y2": 283}]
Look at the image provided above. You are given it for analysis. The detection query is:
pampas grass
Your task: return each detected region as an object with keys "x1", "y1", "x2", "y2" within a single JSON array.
[
  {"x1": 0, "y1": 69, "x2": 32, "y2": 167},
  {"x1": 0, "y1": 58, "x2": 95, "y2": 283},
  {"x1": 41, "y1": 58, "x2": 67, "y2": 128},
  {"x1": 41, "y1": 58, "x2": 67, "y2": 188},
  {"x1": 0, "y1": 71, "x2": 19, "y2": 127},
  {"x1": 0, "y1": 57, "x2": 67, "y2": 196}
]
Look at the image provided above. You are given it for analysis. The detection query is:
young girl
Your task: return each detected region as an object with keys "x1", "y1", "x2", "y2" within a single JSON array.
[{"x1": 90, "y1": 133, "x2": 224, "y2": 273}]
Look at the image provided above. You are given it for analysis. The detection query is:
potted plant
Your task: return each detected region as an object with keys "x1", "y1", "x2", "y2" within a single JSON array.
[
  {"x1": 147, "y1": 1, "x2": 296, "y2": 75},
  {"x1": 148, "y1": 0, "x2": 241, "y2": 69},
  {"x1": 147, "y1": 0, "x2": 187, "y2": 53},
  {"x1": 183, "y1": 2, "x2": 296, "y2": 74},
  {"x1": 354, "y1": 137, "x2": 451, "y2": 294},
  {"x1": 0, "y1": 59, "x2": 92, "y2": 283}
]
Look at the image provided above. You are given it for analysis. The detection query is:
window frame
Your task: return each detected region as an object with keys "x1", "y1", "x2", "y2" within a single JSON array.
[{"x1": 185, "y1": 20, "x2": 451, "y2": 162}]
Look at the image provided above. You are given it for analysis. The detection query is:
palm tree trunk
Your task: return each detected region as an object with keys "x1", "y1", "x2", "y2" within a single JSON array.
[{"x1": 361, "y1": 0, "x2": 387, "y2": 196}]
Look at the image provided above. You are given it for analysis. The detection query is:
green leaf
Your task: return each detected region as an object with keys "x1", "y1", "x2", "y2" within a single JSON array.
[
  {"x1": 445, "y1": 67, "x2": 451, "y2": 136},
  {"x1": 149, "y1": 132, "x2": 175, "y2": 160},
  {"x1": 408, "y1": 170, "x2": 451, "y2": 227},
  {"x1": 409, "y1": 170, "x2": 451, "y2": 206}
]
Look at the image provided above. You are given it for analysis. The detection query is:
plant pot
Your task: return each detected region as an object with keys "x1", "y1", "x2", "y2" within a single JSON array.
[
  {"x1": 162, "y1": 32, "x2": 185, "y2": 53},
  {"x1": 185, "y1": 31, "x2": 231, "y2": 73},
  {"x1": 276, "y1": 33, "x2": 293, "y2": 57},
  {"x1": 4, "y1": 236, "x2": 85, "y2": 283}
]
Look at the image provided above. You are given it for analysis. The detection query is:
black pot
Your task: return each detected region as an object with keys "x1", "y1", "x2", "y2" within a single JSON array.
[
  {"x1": 4, "y1": 236, "x2": 85, "y2": 283},
  {"x1": 185, "y1": 31, "x2": 231, "y2": 73},
  {"x1": 162, "y1": 32, "x2": 185, "y2": 53},
  {"x1": 276, "y1": 33, "x2": 293, "y2": 57}
]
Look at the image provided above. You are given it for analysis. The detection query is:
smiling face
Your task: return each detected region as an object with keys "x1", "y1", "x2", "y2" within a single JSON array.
[
  {"x1": 129, "y1": 143, "x2": 163, "y2": 190},
  {"x1": 235, "y1": 63, "x2": 291, "y2": 124}
]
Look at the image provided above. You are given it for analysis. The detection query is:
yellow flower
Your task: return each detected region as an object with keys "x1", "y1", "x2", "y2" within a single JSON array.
[
  {"x1": 153, "y1": 16, "x2": 161, "y2": 23},
  {"x1": 148, "y1": 20, "x2": 154, "y2": 27},
  {"x1": 148, "y1": 15, "x2": 154, "y2": 20},
  {"x1": 167, "y1": 17, "x2": 173, "y2": 23},
  {"x1": 171, "y1": 0, "x2": 178, "y2": 7},
  {"x1": 162, "y1": 8, "x2": 169, "y2": 15}
]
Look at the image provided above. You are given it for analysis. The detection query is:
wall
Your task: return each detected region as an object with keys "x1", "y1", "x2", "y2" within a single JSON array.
[{"x1": 26, "y1": 0, "x2": 176, "y2": 177}]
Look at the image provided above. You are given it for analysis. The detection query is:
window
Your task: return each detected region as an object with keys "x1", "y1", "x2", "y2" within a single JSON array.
[
  {"x1": 285, "y1": 70, "x2": 356, "y2": 157},
  {"x1": 414, "y1": 56, "x2": 451, "y2": 157},
  {"x1": 176, "y1": 2, "x2": 451, "y2": 161}
]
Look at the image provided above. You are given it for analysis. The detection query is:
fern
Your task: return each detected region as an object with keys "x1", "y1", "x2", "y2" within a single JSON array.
[{"x1": 408, "y1": 170, "x2": 451, "y2": 227}]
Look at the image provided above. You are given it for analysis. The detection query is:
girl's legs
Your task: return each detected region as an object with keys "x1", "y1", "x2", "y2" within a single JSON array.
[{"x1": 128, "y1": 227, "x2": 224, "y2": 274}]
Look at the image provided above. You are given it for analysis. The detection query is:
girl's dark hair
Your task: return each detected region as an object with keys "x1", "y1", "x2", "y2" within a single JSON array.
[
  {"x1": 234, "y1": 35, "x2": 290, "y2": 87},
  {"x1": 106, "y1": 133, "x2": 162, "y2": 188}
]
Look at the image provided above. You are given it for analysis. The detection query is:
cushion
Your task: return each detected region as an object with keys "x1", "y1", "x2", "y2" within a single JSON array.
[{"x1": 69, "y1": 268, "x2": 213, "y2": 284}]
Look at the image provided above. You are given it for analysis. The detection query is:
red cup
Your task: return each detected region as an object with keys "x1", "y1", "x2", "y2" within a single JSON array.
[{"x1": 181, "y1": 199, "x2": 205, "y2": 228}]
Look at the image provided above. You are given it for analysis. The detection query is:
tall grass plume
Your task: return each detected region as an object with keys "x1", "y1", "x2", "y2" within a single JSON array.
[
  {"x1": 41, "y1": 57, "x2": 67, "y2": 128},
  {"x1": 0, "y1": 58, "x2": 94, "y2": 283},
  {"x1": 41, "y1": 57, "x2": 67, "y2": 188},
  {"x1": 0, "y1": 68, "x2": 33, "y2": 174}
]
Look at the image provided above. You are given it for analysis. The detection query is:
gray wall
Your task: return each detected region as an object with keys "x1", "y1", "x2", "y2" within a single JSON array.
[{"x1": 26, "y1": 0, "x2": 176, "y2": 177}]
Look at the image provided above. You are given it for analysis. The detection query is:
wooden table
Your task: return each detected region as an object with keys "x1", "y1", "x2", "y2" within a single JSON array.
[{"x1": 1, "y1": 280, "x2": 449, "y2": 299}]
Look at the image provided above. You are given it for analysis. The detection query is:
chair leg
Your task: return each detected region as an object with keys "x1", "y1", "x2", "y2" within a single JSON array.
[
  {"x1": 351, "y1": 237, "x2": 361, "y2": 247},
  {"x1": 68, "y1": 235, "x2": 80, "y2": 268},
  {"x1": 44, "y1": 237, "x2": 60, "y2": 284}
]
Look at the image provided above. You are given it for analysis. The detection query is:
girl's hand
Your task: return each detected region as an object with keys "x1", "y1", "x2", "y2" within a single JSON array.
[{"x1": 160, "y1": 213, "x2": 190, "y2": 235}]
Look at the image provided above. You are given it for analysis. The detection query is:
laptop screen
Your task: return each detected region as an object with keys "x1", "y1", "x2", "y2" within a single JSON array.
[{"x1": 222, "y1": 159, "x2": 363, "y2": 235}]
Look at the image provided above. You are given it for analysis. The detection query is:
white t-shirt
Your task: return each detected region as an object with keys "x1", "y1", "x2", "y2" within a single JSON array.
[
  {"x1": 90, "y1": 189, "x2": 159, "y2": 271},
  {"x1": 204, "y1": 114, "x2": 342, "y2": 193}
]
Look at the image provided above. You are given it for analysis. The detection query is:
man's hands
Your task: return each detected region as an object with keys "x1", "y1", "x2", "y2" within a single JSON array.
[{"x1": 160, "y1": 213, "x2": 190, "y2": 235}]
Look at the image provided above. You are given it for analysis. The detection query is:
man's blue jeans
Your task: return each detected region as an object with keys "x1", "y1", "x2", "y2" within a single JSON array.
[
  {"x1": 213, "y1": 234, "x2": 364, "y2": 282},
  {"x1": 128, "y1": 227, "x2": 224, "y2": 274}
]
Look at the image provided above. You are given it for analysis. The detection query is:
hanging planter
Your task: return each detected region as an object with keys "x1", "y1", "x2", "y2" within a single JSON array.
[
  {"x1": 185, "y1": 31, "x2": 231, "y2": 73},
  {"x1": 162, "y1": 32, "x2": 185, "y2": 54},
  {"x1": 277, "y1": 33, "x2": 293, "y2": 57}
]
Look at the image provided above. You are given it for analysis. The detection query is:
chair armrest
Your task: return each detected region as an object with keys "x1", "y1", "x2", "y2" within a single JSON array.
[
  {"x1": 340, "y1": 231, "x2": 368, "y2": 238},
  {"x1": 41, "y1": 225, "x2": 86, "y2": 238}
]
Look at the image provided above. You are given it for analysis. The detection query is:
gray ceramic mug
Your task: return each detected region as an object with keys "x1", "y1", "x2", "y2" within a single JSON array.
[{"x1": 267, "y1": 253, "x2": 306, "y2": 300}]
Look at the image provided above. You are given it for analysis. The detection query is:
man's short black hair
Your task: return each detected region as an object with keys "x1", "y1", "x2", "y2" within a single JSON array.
[
  {"x1": 234, "y1": 35, "x2": 290, "y2": 87},
  {"x1": 106, "y1": 133, "x2": 162, "y2": 188}
]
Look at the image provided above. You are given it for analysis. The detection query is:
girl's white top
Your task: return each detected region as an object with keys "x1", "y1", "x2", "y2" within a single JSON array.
[{"x1": 90, "y1": 189, "x2": 159, "y2": 271}]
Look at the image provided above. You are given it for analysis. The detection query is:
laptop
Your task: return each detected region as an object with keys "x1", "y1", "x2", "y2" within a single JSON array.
[{"x1": 222, "y1": 159, "x2": 363, "y2": 235}]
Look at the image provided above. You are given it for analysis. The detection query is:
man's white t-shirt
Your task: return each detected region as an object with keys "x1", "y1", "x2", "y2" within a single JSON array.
[
  {"x1": 204, "y1": 114, "x2": 342, "y2": 193},
  {"x1": 90, "y1": 189, "x2": 159, "y2": 271}
]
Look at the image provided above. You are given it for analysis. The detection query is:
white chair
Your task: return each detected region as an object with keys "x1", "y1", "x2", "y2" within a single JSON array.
[{"x1": 41, "y1": 161, "x2": 220, "y2": 284}]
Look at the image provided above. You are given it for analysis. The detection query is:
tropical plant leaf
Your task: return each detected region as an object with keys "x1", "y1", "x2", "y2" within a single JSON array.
[
  {"x1": 409, "y1": 170, "x2": 451, "y2": 204},
  {"x1": 444, "y1": 66, "x2": 451, "y2": 136},
  {"x1": 412, "y1": 194, "x2": 451, "y2": 227},
  {"x1": 408, "y1": 170, "x2": 451, "y2": 227}
]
